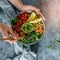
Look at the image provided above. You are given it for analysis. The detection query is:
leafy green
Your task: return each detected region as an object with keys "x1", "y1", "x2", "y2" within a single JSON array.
[
  {"x1": 55, "y1": 41, "x2": 60, "y2": 45},
  {"x1": 11, "y1": 18, "x2": 18, "y2": 25},
  {"x1": 47, "y1": 46, "x2": 52, "y2": 49},
  {"x1": 18, "y1": 31, "x2": 41, "y2": 44}
]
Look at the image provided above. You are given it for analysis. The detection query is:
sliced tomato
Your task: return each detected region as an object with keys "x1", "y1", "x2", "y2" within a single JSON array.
[{"x1": 16, "y1": 14, "x2": 22, "y2": 20}]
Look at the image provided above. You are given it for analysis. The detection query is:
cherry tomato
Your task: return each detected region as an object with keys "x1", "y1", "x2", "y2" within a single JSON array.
[{"x1": 16, "y1": 14, "x2": 21, "y2": 20}]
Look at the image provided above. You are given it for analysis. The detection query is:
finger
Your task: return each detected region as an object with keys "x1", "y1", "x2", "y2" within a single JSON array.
[
  {"x1": 30, "y1": 6, "x2": 46, "y2": 21},
  {"x1": 15, "y1": 33, "x2": 20, "y2": 39},
  {"x1": 30, "y1": 6, "x2": 40, "y2": 11},
  {"x1": 6, "y1": 39, "x2": 17, "y2": 44},
  {"x1": 36, "y1": 11, "x2": 46, "y2": 21},
  {"x1": 5, "y1": 25, "x2": 17, "y2": 39},
  {"x1": 1, "y1": 30, "x2": 9, "y2": 38},
  {"x1": 8, "y1": 27, "x2": 18, "y2": 39},
  {"x1": 8, "y1": 27, "x2": 14, "y2": 35},
  {"x1": 5, "y1": 35, "x2": 18, "y2": 44}
]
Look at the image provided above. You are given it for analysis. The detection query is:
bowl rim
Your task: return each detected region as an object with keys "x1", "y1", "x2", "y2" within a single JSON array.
[{"x1": 13, "y1": 11, "x2": 45, "y2": 46}]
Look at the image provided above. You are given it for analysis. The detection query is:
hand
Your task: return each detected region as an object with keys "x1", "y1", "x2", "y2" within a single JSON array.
[
  {"x1": 8, "y1": 0, "x2": 45, "y2": 21},
  {"x1": 0, "y1": 23, "x2": 19, "y2": 44},
  {"x1": 21, "y1": 5, "x2": 46, "y2": 21}
]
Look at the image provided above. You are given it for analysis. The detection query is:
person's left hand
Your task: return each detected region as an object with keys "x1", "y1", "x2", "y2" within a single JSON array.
[
  {"x1": 21, "y1": 5, "x2": 46, "y2": 21},
  {"x1": 0, "y1": 23, "x2": 19, "y2": 44}
]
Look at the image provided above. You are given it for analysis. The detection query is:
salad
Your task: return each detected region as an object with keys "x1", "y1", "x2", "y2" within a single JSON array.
[{"x1": 11, "y1": 11, "x2": 44, "y2": 45}]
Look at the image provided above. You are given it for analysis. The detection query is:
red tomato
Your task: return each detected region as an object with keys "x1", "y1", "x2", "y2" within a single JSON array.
[
  {"x1": 16, "y1": 14, "x2": 21, "y2": 19},
  {"x1": 24, "y1": 11, "x2": 28, "y2": 17},
  {"x1": 12, "y1": 11, "x2": 28, "y2": 33}
]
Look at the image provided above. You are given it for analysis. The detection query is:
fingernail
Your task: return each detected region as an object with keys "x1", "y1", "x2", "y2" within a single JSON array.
[
  {"x1": 42, "y1": 18, "x2": 46, "y2": 21},
  {"x1": 43, "y1": 18, "x2": 46, "y2": 21}
]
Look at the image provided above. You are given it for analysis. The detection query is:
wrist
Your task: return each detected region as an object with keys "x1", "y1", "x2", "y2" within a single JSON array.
[
  {"x1": 18, "y1": 4, "x2": 24, "y2": 11},
  {"x1": 9, "y1": 0, "x2": 24, "y2": 11}
]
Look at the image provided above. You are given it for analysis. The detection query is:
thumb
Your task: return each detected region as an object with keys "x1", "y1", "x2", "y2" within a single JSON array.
[
  {"x1": 1, "y1": 30, "x2": 9, "y2": 38},
  {"x1": 8, "y1": 28, "x2": 19, "y2": 40}
]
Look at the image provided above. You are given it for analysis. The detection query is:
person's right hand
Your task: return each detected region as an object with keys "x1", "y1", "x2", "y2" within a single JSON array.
[{"x1": 0, "y1": 23, "x2": 19, "y2": 44}]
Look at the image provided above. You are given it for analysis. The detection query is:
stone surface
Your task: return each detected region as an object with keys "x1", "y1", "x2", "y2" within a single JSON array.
[{"x1": 37, "y1": 0, "x2": 60, "y2": 60}]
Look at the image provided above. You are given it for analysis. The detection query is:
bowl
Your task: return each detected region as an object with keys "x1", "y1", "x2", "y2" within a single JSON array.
[{"x1": 11, "y1": 11, "x2": 45, "y2": 46}]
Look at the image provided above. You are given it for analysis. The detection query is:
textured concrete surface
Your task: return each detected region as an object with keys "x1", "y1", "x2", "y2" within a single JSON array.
[{"x1": 37, "y1": 0, "x2": 60, "y2": 60}]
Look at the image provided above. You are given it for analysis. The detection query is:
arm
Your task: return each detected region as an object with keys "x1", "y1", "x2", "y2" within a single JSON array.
[
  {"x1": 8, "y1": 0, "x2": 24, "y2": 11},
  {"x1": 9, "y1": 0, "x2": 45, "y2": 20}
]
